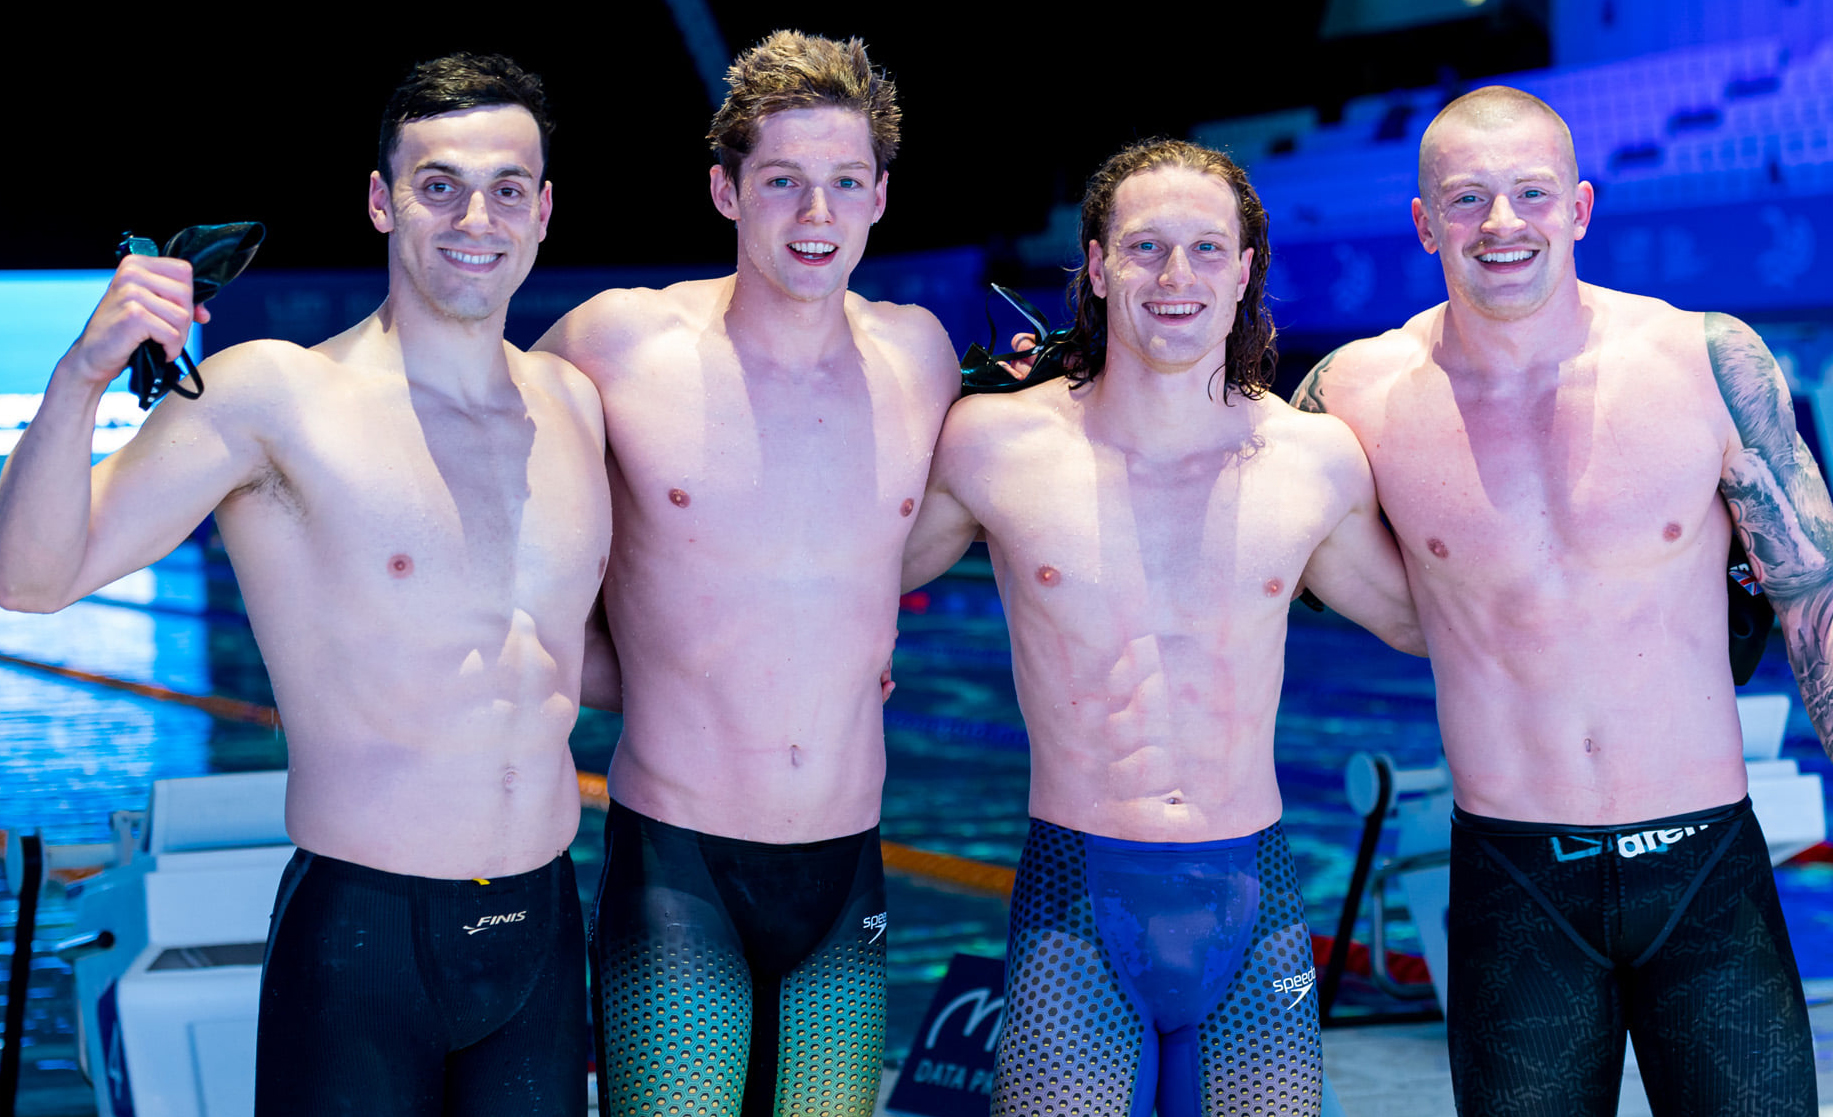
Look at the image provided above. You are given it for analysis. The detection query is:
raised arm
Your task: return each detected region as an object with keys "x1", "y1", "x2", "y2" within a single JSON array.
[
  {"x1": 1707, "y1": 313, "x2": 1833, "y2": 754},
  {"x1": 0, "y1": 256, "x2": 265, "y2": 612},
  {"x1": 1298, "y1": 422, "x2": 1424, "y2": 656}
]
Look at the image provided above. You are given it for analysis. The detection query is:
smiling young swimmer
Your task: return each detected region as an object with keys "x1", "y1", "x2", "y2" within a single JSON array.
[
  {"x1": 902, "y1": 139, "x2": 1423, "y2": 1117},
  {"x1": 533, "y1": 31, "x2": 958, "y2": 1117},
  {"x1": 1293, "y1": 86, "x2": 1825, "y2": 1115},
  {"x1": 0, "y1": 54, "x2": 611, "y2": 1115}
]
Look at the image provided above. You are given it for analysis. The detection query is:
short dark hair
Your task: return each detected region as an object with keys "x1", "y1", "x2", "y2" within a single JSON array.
[
  {"x1": 708, "y1": 30, "x2": 901, "y2": 183},
  {"x1": 1062, "y1": 138, "x2": 1276, "y2": 399},
  {"x1": 377, "y1": 53, "x2": 553, "y2": 185}
]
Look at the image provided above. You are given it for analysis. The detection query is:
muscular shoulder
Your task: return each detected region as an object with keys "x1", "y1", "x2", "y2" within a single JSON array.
[
  {"x1": 123, "y1": 338, "x2": 325, "y2": 488},
  {"x1": 533, "y1": 279, "x2": 721, "y2": 386},
  {"x1": 1698, "y1": 308, "x2": 1795, "y2": 458},
  {"x1": 1292, "y1": 319, "x2": 1432, "y2": 421},
  {"x1": 181, "y1": 338, "x2": 324, "y2": 421},
  {"x1": 1585, "y1": 283, "x2": 1704, "y2": 357},
  {"x1": 1254, "y1": 393, "x2": 1375, "y2": 484},
  {"x1": 846, "y1": 293, "x2": 961, "y2": 400},
  {"x1": 510, "y1": 347, "x2": 607, "y2": 435},
  {"x1": 933, "y1": 380, "x2": 1067, "y2": 479}
]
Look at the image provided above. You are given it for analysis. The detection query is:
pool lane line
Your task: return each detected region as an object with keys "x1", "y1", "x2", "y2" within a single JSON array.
[
  {"x1": 82, "y1": 592, "x2": 253, "y2": 628},
  {"x1": 0, "y1": 653, "x2": 1027, "y2": 898},
  {"x1": 574, "y1": 771, "x2": 1020, "y2": 898},
  {"x1": 0, "y1": 652, "x2": 280, "y2": 726}
]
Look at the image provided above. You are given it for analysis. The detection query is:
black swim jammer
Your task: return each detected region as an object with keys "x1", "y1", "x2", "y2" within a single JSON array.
[
  {"x1": 255, "y1": 849, "x2": 587, "y2": 1116},
  {"x1": 592, "y1": 799, "x2": 889, "y2": 1117},
  {"x1": 1447, "y1": 797, "x2": 1816, "y2": 1117}
]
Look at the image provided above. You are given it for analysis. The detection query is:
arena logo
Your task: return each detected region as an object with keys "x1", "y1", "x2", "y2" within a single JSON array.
[{"x1": 1616, "y1": 824, "x2": 1709, "y2": 859}]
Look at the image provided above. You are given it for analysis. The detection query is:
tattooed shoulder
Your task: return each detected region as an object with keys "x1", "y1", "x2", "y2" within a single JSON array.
[
  {"x1": 1291, "y1": 346, "x2": 1345, "y2": 414},
  {"x1": 1705, "y1": 312, "x2": 1796, "y2": 460}
]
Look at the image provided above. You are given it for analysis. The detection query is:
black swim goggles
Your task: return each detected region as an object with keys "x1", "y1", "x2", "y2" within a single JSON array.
[
  {"x1": 959, "y1": 284, "x2": 1080, "y2": 395},
  {"x1": 115, "y1": 222, "x2": 266, "y2": 409}
]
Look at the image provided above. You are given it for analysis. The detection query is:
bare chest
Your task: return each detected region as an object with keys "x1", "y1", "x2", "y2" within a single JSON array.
[
  {"x1": 1369, "y1": 367, "x2": 1728, "y2": 578},
  {"x1": 984, "y1": 436, "x2": 1333, "y2": 635},
  {"x1": 234, "y1": 393, "x2": 610, "y2": 604},
  {"x1": 604, "y1": 354, "x2": 938, "y2": 562}
]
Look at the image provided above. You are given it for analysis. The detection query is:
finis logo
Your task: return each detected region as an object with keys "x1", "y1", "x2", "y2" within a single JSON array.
[
  {"x1": 1271, "y1": 966, "x2": 1317, "y2": 1009},
  {"x1": 863, "y1": 912, "x2": 889, "y2": 943},
  {"x1": 463, "y1": 911, "x2": 528, "y2": 935}
]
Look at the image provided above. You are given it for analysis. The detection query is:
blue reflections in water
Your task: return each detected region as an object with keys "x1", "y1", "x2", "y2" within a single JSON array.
[
  {"x1": 0, "y1": 675, "x2": 213, "y2": 847},
  {"x1": 0, "y1": 546, "x2": 226, "y2": 845}
]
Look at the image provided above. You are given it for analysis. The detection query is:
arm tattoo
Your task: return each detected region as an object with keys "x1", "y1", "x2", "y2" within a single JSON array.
[
  {"x1": 1290, "y1": 347, "x2": 1342, "y2": 414},
  {"x1": 1707, "y1": 312, "x2": 1833, "y2": 754}
]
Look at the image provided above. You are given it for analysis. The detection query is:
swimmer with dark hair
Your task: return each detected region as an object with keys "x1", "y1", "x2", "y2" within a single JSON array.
[
  {"x1": 1292, "y1": 85, "x2": 1825, "y2": 1115},
  {"x1": 0, "y1": 53, "x2": 611, "y2": 1115},
  {"x1": 533, "y1": 30, "x2": 958, "y2": 1117},
  {"x1": 902, "y1": 137, "x2": 1425, "y2": 1117}
]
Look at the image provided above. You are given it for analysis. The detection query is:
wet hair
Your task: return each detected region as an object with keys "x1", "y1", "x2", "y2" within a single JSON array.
[
  {"x1": 1418, "y1": 85, "x2": 1578, "y2": 195},
  {"x1": 1063, "y1": 139, "x2": 1276, "y2": 399},
  {"x1": 377, "y1": 53, "x2": 553, "y2": 185},
  {"x1": 707, "y1": 30, "x2": 901, "y2": 183}
]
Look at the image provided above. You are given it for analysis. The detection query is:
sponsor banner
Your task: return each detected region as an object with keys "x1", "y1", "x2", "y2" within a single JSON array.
[{"x1": 887, "y1": 953, "x2": 1005, "y2": 1117}]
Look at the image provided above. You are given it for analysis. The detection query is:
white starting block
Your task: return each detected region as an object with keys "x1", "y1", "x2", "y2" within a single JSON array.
[
  {"x1": 56, "y1": 770, "x2": 292, "y2": 1117},
  {"x1": 1345, "y1": 693, "x2": 1827, "y2": 1012}
]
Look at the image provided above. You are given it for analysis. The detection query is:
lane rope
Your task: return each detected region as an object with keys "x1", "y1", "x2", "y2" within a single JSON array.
[{"x1": 0, "y1": 652, "x2": 1020, "y2": 895}]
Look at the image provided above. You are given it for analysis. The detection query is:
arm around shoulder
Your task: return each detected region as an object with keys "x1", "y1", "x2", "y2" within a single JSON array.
[
  {"x1": 1295, "y1": 416, "x2": 1424, "y2": 656},
  {"x1": 578, "y1": 588, "x2": 623, "y2": 713},
  {"x1": 889, "y1": 300, "x2": 968, "y2": 410},
  {"x1": 1707, "y1": 313, "x2": 1833, "y2": 754},
  {"x1": 532, "y1": 287, "x2": 659, "y2": 386},
  {"x1": 901, "y1": 397, "x2": 994, "y2": 593}
]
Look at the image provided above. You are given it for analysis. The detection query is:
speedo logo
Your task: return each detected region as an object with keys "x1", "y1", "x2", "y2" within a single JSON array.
[
  {"x1": 463, "y1": 911, "x2": 528, "y2": 935},
  {"x1": 862, "y1": 912, "x2": 888, "y2": 944},
  {"x1": 1271, "y1": 966, "x2": 1316, "y2": 1009},
  {"x1": 1550, "y1": 824, "x2": 1709, "y2": 862}
]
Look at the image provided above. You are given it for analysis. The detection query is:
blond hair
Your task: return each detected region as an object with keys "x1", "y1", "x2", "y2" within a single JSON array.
[{"x1": 708, "y1": 30, "x2": 901, "y2": 181}]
